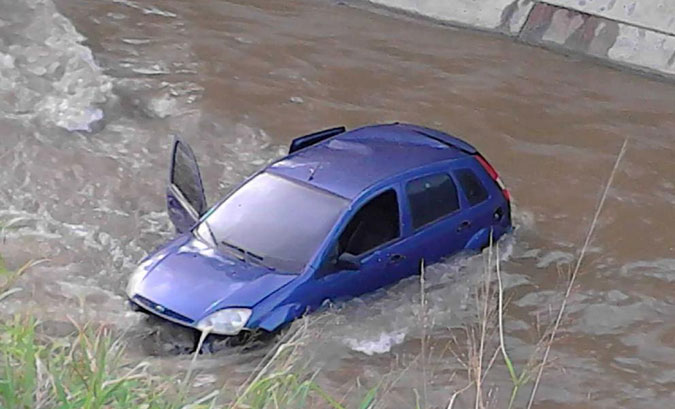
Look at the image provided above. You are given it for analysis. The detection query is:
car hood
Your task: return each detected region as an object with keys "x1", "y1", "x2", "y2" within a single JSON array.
[{"x1": 135, "y1": 235, "x2": 296, "y2": 322}]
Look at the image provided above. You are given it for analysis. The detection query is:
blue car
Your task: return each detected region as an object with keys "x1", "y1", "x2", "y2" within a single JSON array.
[{"x1": 126, "y1": 123, "x2": 512, "y2": 340}]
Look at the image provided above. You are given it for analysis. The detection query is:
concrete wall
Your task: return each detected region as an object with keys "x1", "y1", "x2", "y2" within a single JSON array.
[
  {"x1": 365, "y1": 0, "x2": 535, "y2": 34},
  {"x1": 543, "y1": 0, "x2": 675, "y2": 34},
  {"x1": 366, "y1": 0, "x2": 675, "y2": 79}
]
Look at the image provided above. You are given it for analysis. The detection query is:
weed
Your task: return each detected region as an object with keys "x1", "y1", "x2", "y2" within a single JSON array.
[{"x1": 0, "y1": 315, "x2": 377, "y2": 409}]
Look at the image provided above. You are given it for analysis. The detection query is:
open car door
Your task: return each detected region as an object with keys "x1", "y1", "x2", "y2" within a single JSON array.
[{"x1": 167, "y1": 137, "x2": 207, "y2": 233}]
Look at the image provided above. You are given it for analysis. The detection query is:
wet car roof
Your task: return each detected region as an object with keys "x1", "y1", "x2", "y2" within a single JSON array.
[{"x1": 267, "y1": 123, "x2": 468, "y2": 199}]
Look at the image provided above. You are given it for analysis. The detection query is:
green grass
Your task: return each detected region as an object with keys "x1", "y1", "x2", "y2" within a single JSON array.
[
  {"x1": 0, "y1": 221, "x2": 42, "y2": 302},
  {"x1": 1, "y1": 315, "x2": 179, "y2": 409},
  {"x1": 0, "y1": 315, "x2": 376, "y2": 409},
  {"x1": 0, "y1": 257, "x2": 40, "y2": 302}
]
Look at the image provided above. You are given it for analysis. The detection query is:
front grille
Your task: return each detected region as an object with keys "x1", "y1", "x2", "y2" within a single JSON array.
[{"x1": 133, "y1": 294, "x2": 194, "y2": 324}]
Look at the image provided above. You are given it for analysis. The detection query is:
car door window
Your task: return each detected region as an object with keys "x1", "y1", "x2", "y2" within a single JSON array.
[
  {"x1": 406, "y1": 173, "x2": 460, "y2": 230},
  {"x1": 455, "y1": 169, "x2": 488, "y2": 206},
  {"x1": 171, "y1": 141, "x2": 206, "y2": 214},
  {"x1": 339, "y1": 189, "x2": 400, "y2": 256}
]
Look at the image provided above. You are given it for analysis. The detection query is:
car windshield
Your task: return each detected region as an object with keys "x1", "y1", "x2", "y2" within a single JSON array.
[{"x1": 195, "y1": 172, "x2": 348, "y2": 273}]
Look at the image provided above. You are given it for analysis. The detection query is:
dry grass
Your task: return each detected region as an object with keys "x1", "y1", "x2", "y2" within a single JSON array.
[
  {"x1": 434, "y1": 139, "x2": 628, "y2": 408},
  {"x1": 525, "y1": 139, "x2": 628, "y2": 408}
]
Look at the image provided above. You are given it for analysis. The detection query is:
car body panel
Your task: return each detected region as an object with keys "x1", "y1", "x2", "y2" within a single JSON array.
[
  {"x1": 451, "y1": 156, "x2": 512, "y2": 249},
  {"x1": 255, "y1": 302, "x2": 305, "y2": 332},
  {"x1": 398, "y1": 123, "x2": 478, "y2": 154},
  {"x1": 268, "y1": 124, "x2": 466, "y2": 199},
  {"x1": 129, "y1": 123, "x2": 513, "y2": 335},
  {"x1": 135, "y1": 235, "x2": 296, "y2": 322}
]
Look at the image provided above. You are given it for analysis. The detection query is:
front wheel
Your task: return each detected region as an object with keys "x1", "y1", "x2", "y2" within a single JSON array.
[{"x1": 193, "y1": 329, "x2": 279, "y2": 354}]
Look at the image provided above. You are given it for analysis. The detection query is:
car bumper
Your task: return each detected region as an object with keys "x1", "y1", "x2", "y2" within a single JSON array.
[
  {"x1": 128, "y1": 294, "x2": 198, "y2": 330},
  {"x1": 127, "y1": 295, "x2": 251, "y2": 336}
]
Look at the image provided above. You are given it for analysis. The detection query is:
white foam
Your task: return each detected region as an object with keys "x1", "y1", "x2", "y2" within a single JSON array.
[
  {"x1": 536, "y1": 250, "x2": 575, "y2": 268},
  {"x1": 131, "y1": 64, "x2": 171, "y2": 75},
  {"x1": 0, "y1": 0, "x2": 113, "y2": 132},
  {"x1": 112, "y1": 0, "x2": 177, "y2": 18},
  {"x1": 343, "y1": 330, "x2": 407, "y2": 355},
  {"x1": 121, "y1": 38, "x2": 152, "y2": 45},
  {"x1": 316, "y1": 236, "x2": 520, "y2": 358},
  {"x1": 147, "y1": 93, "x2": 179, "y2": 118}
]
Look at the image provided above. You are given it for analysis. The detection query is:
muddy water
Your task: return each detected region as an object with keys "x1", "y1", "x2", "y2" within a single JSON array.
[{"x1": 1, "y1": 0, "x2": 674, "y2": 407}]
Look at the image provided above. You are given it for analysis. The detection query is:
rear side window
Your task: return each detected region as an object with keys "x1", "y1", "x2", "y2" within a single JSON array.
[
  {"x1": 406, "y1": 173, "x2": 459, "y2": 230},
  {"x1": 339, "y1": 189, "x2": 400, "y2": 255},
  {"x1": 455, "y1": 169, "x2": 488, "y2": 206}
]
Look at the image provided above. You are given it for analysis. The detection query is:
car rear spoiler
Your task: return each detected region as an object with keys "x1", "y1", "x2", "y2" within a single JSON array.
[
  {"x1": 410, "y1": 125, "x2": 508, "y2": 199},
  {"x1": 289, "y1": 126, "x2": 346, "y2": 154},
  {"x1": 410, "y1": 126, "x2": 478, "y2": 154}
]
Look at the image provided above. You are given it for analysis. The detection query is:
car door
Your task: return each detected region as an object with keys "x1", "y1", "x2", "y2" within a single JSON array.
[
  {"x1": 167, "y1": 137, "x2": 208, "y2": 233},
  {"x1": 452, "y1": 165, "x2": 499, "y2": 249},
  {"x1": 312, "y1": 187, "x2": 416, "y2": 304},
  {"x1": 403, "y1": 172, "x2": 473, "y2": 264}
]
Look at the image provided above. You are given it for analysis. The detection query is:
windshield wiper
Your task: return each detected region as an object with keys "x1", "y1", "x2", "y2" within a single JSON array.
[
  {"x1": 247, "y1": 255, "x2": 277, "y2": 271},
  {"x1": 219, "y1": 240, "x2": 274, "y2": 270},
  {"x1": 219, "y1": 240, "x2": 246, "y2": 260}
]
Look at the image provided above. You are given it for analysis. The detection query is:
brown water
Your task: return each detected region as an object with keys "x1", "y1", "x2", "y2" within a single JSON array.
[{"x1": 1, "y1": 0, "x2": 674, "y2": 407}]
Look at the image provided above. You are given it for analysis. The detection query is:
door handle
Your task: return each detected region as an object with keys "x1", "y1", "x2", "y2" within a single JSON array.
[
  {"x1": 457, "y1": 220, "x2": 471, "y2": 232},
  {"x1": 388, "y1": 254, "x2": 406, "y2": 264},
  {"x1": 493, "y1": 207, "x2": 504, "y2": 222}
]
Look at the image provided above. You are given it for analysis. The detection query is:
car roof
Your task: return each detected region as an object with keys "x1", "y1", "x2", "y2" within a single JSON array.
[{"x1": 266, "y1": 123, "x2": 473, "y2": 199}]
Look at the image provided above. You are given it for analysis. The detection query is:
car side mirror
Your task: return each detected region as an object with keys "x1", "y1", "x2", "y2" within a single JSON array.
[{"x1": 335, "y1": 252, "x2": 360, "y2": 270}]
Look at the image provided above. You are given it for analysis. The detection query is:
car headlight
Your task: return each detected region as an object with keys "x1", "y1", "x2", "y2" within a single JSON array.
[
  {"x1": 197, "y1": 308, "x2": 252, "y2": 335},
  {"x1": 126, "y1": 266, "x2": 147, "y2": 297},
  {"x1": 126, "y1": 257, "x2": 156, "y2": 297}
]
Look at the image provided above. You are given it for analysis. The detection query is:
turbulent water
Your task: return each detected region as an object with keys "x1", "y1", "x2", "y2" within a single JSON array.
[{"x1": 1, "y1": 0, "x2": 674, "y2": 408}]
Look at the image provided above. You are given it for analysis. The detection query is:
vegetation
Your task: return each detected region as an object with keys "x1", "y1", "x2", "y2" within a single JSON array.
[
  {"x1": 414, "y1": 140, "x2": 627, "y2": 409},
  {"x1": 1, "y1": 221, "x2": 44, "y2": 302},
  {"x1": 0, "y1": 225, "x2": 376, "y2": 409},
  {"x1": 0, "y1": 257, "x2": 39, "y2": 303},
  {"x1": 0, "y1": 315, "x2": 376, "y2": 409}
]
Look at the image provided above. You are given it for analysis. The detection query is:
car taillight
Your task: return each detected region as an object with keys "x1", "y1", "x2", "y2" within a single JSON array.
[{"x1": 475, "y1": 155, "x2": 510, "y2": 202}]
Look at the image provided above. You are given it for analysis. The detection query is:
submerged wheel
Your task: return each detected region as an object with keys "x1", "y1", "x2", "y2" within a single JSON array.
[{"x1": 193, "y1": 329, "x2": 278, "y2": 354}]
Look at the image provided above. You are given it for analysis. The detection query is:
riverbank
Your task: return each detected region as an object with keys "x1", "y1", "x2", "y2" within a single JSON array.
[
  {"x1": 361, "y1": 0, "x2": 675, "y2": 81},
  {"x1": 0, "y1": 314, "x2": 379, "y2": 409}
]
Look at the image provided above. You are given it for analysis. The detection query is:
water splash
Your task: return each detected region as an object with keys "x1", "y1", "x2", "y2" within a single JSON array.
[
  {"x1": 343, "y1": 330, "x2": 407, "y2": 355},
  {"x1": 329, "y1": 238, "x2": 517, "y2": 356},
  {"x1": 0, "y1": 0, "x2": 112, "y2": 132}
]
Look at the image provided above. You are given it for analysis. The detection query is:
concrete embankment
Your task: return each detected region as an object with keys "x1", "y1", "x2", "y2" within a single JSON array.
[{"x1": 366, "y1": 0, "x2": 675, "y2": 79}]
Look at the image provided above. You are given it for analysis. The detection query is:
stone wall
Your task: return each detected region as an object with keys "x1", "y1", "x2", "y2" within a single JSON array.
[{"x1": 366, "y1": 0, "x2": 675, "y2": 79}]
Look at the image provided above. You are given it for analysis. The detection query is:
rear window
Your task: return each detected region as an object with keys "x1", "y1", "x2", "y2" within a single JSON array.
[
  {"x1": 455, "y1": 169, "x2": 488, "y2": 206},
  {"x1": 406, "y1": 173, "x2": 460, "y2": 230}
]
